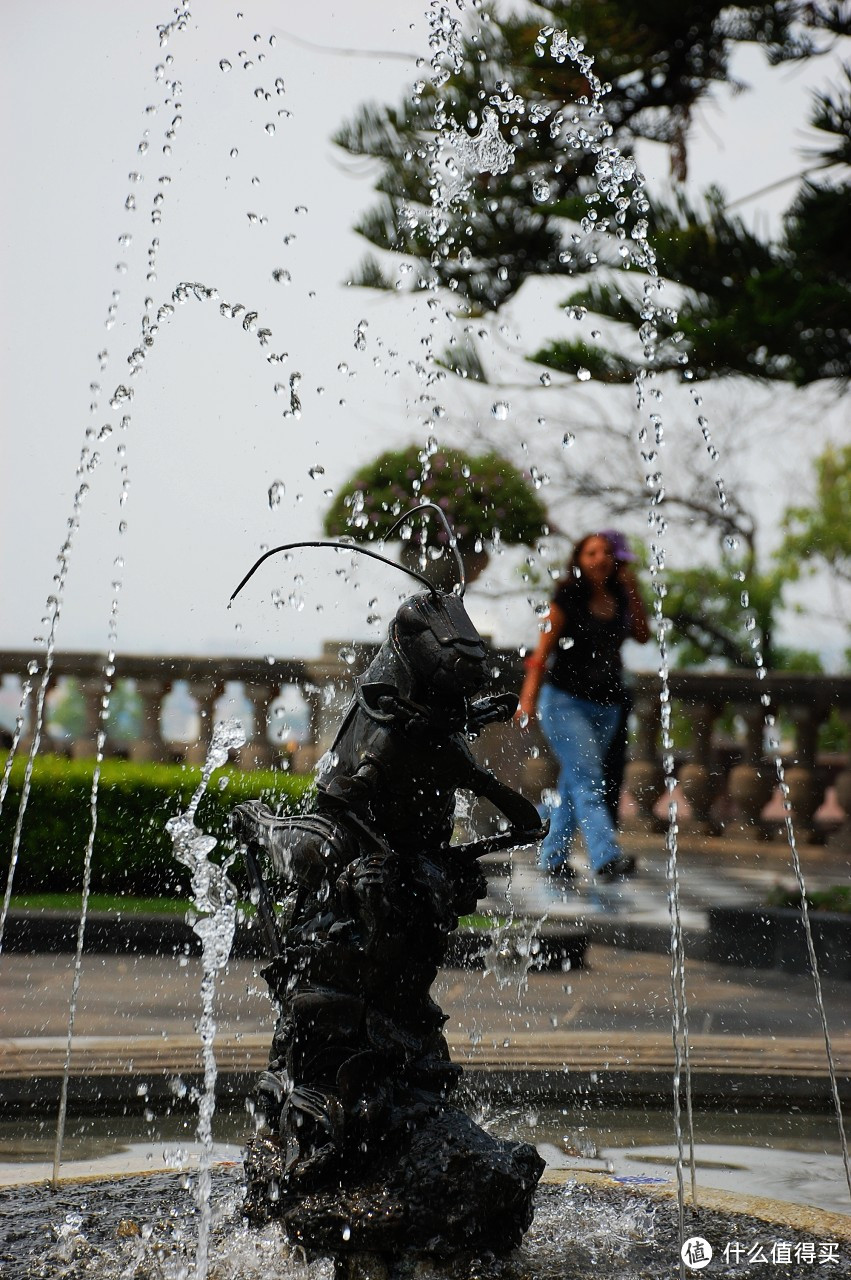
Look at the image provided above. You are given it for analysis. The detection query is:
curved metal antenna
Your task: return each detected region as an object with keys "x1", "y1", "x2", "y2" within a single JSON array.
[
  {"x1": 384, "y1": 501, "x2": 466, "y2": 597},
  {"x1": 229, "y1": 540, "x2": 440, "y2": 605}
]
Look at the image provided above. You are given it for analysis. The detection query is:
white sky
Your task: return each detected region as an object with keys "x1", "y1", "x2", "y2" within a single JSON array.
[{"x1": 1, "y1": 1, "x2": 848, "y2": 668}]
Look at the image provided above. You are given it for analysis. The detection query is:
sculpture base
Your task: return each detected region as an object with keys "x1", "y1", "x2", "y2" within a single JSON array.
[{"x1": 244, "y1": 1106, "x2": 544, "y2": 1259}]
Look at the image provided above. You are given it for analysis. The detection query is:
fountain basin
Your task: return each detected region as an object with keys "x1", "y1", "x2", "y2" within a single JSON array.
[{"x1": 1, "y1": 1163, "x2": 848, "y2": 1279}]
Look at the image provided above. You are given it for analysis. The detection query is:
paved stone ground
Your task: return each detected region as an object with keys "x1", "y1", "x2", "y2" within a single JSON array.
[
  {"x1": 0, "y1": 831, "x2": 848, "y2": 1107},
  {"x1": 480, "y1": 831, "x2": 851, "y2": 937},
  {"x1": 1, "y1": 939, "x2": 848, "y2": 1044}
]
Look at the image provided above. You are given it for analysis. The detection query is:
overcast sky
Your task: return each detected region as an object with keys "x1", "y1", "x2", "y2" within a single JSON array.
[{"x1": 2, "y1": 1, "x2": 848, "y2": 671}]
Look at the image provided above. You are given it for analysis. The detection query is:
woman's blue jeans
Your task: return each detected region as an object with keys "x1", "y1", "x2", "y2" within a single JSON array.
[{"x1": 537, "y1": 684, "x2": 623, "y2": 873}]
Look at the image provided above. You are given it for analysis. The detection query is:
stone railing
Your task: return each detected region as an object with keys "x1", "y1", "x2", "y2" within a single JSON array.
[
  {"x1": 1, "y1": 649, "x2": 849, "y2": 845},
  {"x1": 624, "y1": 670, "x2": 851, "y2": 844},
  {"x1": 0, "y1": 646, "x2": 375, "y2": 774}
]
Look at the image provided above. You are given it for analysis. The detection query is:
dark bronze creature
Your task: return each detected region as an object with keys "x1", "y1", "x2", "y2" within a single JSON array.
[{"x1": 230, "y1": 508, "x2": 547, "y2": 1262}]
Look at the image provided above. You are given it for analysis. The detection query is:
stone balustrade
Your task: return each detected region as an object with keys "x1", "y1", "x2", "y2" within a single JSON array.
[{"x1": 1, "y1": 648, "x2": 849, "y2": 845}]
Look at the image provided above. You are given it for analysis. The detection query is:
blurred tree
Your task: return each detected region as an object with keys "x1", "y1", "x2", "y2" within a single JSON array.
[
  {"x1": 336, "y1": 0, "x2": 848, "y2": 382},
  {"x1": 543, "y1": 68, "x2": 851, "y2": 384},
  {"x1": 336, "y1": 0, "x2": 848, "y2": 666},
  {"x1": 324, "y1": 444, "x2": 547, "y2": 550},
  {"x1": 777, "y1": 442, "x2": 851, "y2": 587}
]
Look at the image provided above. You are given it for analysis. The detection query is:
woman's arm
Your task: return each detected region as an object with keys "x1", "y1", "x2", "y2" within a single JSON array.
[
  {"x1": 618, "y1": 566, "x2": 650, "y2": 644},
  {"x1": 515, "y1": 602, "x2": 565, "y2": 723}
]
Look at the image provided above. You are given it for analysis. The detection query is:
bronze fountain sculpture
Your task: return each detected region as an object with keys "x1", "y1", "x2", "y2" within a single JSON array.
[{"x1": 229, "y1": 506, "x2": 547, "y2": 1263}]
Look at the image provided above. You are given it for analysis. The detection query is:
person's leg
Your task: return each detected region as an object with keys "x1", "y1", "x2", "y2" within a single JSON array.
[
  {"x1": 537, "y1": 685, "x2": 577, "y2": 871},
  {"x1": 602, "y1": 697, "x2": 629, "y2": 825},
  {"x1": 549, "y1": 695, "x2": 623, "y2": 873}
]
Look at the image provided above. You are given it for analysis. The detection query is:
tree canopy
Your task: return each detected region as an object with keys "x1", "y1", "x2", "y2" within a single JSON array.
[{"x1": 335, "y1": 0, "x2": 851, "y2": 385}]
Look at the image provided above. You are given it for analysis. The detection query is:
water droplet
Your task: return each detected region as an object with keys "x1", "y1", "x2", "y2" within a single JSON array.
[
  {"x1": 219, "y1": 59, "x2": 232, "y2": 72},
  {"x1": 562, "y1": 432, "x2": 575, "y2": 449},
  {"x1": 308, "y1": 465, "x2": 325, "y2": 479},
  {"x1": 539, "y1": 371, "x2": 551, "y2": 386},
  {"x1": 532, "y1": 178, "x2": 550, "y2": 202},
  {"x1": 230, "y1": 147, "x2": 239, "y2": 159},
  {"x1": 491, "y1": 401, "x2": 510, "y2": 420},
  {"x1": 576, "y1": 367, "x2": 591, "y2": 381},
  {"x1": 272, "y1": 268, "x2": 291, "y2": 285},
  {"x1": 268, "y1": 480, "x2": 285, "y2": 509},
  {"x1": 275, "y1": 77, "x2": 285, "y2": 94},
  {"x1": 265, "y1": 123, "x2": 276, "y2": 136}
]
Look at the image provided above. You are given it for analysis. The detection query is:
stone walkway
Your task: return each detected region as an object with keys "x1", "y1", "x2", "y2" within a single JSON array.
[{"x1": 0, "y1": 831, "x2": 848, "y2": 1110}]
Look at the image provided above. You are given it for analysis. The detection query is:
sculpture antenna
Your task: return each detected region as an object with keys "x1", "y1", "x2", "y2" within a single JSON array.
[
  {"x1": 384, "y1": 501, "x2": 467, "y2": 597},
  {"x1": 229, "y1": 540, "x2": 440, "y2": 605}
]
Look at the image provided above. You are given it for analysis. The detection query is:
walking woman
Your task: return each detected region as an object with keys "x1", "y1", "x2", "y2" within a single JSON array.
[{"x1": 517, "y1": 533, "x2": 650, "y2": 881}]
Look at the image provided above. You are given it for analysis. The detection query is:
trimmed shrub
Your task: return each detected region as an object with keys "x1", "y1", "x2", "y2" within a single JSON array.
[
  {"x1": 324, "y1": 445, "x2": 548, "y2": 549},
  {"x1": 0, "y1": 755, "x2": 313, "y2": 897}
]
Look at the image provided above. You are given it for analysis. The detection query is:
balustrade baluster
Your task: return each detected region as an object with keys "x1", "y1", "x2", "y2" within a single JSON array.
[
  {"x1": 727, "y1": 706, "x2": 774, "y2": 837},
  {"x1": 826, "y1": 710, "x2": 851, "y2": 851},
  {"x1": 242, "y1": 682, "x2": 275, "y2": 768},
  {"x1": 623, "y1": 692, "x2": 664, "y2": 831},
  {"x1": 678, "y1": 701, "x2": 723, "y2": 834},
  {"x1": 130, "y1": 679, "x2": 168, "y2": 763},
  {"x1": 783, "y1": 705, "x2": 827, "y2": 843},
  {"x1": 71, "y1": 677, "x2": 105, "y2": 760},
  {"x1": 184, "y1": 681, "x2": 224, "y2": 765}
]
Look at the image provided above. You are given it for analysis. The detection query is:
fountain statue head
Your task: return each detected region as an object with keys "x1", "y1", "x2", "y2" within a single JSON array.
[{"x1": 230, "y1": 501, "x2": 490, "y2": 705}]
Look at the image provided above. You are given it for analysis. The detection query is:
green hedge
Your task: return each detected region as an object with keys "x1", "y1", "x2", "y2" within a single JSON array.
[{"x1": 0, "y1": 755, "x2": 313, "y2": 897}]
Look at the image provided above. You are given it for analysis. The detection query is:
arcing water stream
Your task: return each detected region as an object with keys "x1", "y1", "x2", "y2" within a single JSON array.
[{"x1": 166, "y1": 717, "x2": 246, "y2": 1279}]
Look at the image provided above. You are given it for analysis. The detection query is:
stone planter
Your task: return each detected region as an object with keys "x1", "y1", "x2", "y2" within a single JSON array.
[{"x1": 708, "y1": 905, "x2": 851, "y2": 979}]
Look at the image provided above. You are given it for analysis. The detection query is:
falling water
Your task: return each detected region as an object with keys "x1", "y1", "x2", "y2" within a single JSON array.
[
  {"x1": 166, "y1": 717, "x2": 246, "y2": 1279},
  {"x1": 532, "y1": 27, "x2": 699, "y2": 1260},
  {"x1": 767, "y1": 720, "x2": 851, "y2": 1197},
  {"x1": 51, "y1": 650, "x2": 118, "y2": 1185},
  {"x1": 0, "y1": 8, "x2": 194, "y2": 959}
]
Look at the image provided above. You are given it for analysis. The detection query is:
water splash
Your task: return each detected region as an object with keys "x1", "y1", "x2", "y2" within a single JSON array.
[
  {"x1": 450, "y1": 106, "x2": 516, "y2": 176},
  {"x1": 166, "y1": 718, "x2": 245, "y2": 1278},
  {"x1": 484, "y1": 913, "x2": 548, "y2": 1001}
]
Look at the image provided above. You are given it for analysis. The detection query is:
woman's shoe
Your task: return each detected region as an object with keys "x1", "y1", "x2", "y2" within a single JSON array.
[{"x1": 596, "y1": 855, "x2": 636, "y2": 882}]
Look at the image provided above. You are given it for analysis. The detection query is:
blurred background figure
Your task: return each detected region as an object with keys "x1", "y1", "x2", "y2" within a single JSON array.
[
  {"x1": 516, "y1": 532, "x2": 649, "y2": 882},
  {"x1": 599, "y1": 530, "x2": 643, "y2": 828}
]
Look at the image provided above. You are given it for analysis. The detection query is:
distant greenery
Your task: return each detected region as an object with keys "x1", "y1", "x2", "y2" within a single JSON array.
[
  {"x1": 765, "y1": 884, "x2": 851, "y2": 914},
  {"x1": 336, "y1": 0, "x2": 850, "y2": 385},
  {"x1": 324, "y1": 445, "x2": 548, "y2": 550},
  {"x1": 48, "y1": 679, "x2": 142, "y2": 744},
  {"x1": 0, "y1": 755, "x2": 312, "y2": 897},
  {"x1": 662, "y1": 443, "x2": 851, "y2": 671},
  {"x1": 777, "y1": 444, "x2": 851, "y2": 589},
  {"x1": 8, "y1": 893, "x2": 193, "y2": 915}
]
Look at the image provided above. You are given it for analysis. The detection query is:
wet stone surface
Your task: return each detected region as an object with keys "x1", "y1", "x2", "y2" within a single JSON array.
[{"x1": 2, "y1": 1166, "x2": 848, "y2": 1279}]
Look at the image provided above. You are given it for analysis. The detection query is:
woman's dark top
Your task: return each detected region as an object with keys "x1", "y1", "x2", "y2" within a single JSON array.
[{"x1": 547, "y1": 579, "x2": 629, "y2": 705}]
